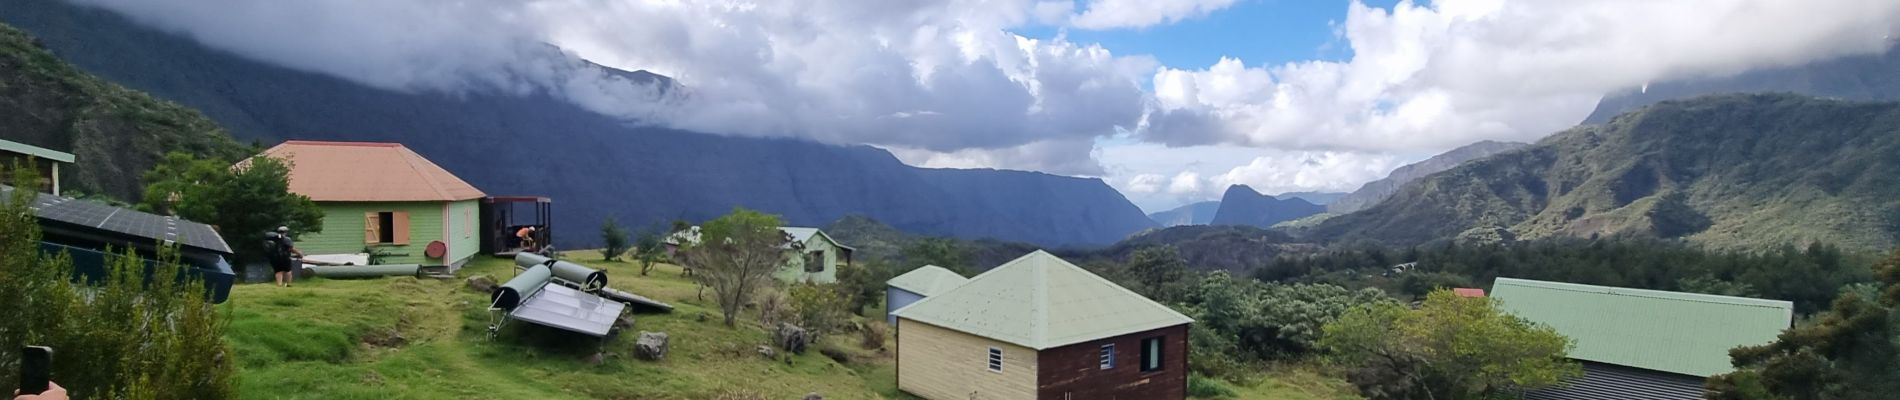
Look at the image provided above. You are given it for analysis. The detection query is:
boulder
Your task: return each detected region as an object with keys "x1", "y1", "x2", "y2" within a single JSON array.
[
  {"x1": 803, "y1": 393, "x2": 824, "y2": 400},
  {"x1": 756, "y1": 345, "x2": 777, "y2": 359},
  {"x1": 774, "y1": 323, "x2": 809, "y2": 354},
  {"x1": 635, "y1": 331, "x2": 669, "y2": 361},
  {"x1": 465, "y1": 275, "x2": 498, "y2": 293},
  {"x1": 615, "y1": 314, "x2": 636, "y2": 331}
]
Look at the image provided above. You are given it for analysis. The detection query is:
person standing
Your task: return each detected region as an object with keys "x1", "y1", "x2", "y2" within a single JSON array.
[{"x1": 266, "y1": 226, "x2": 303, "y2": 287}]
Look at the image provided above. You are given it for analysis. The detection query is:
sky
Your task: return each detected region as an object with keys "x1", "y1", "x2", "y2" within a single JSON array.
[{"x1": 69, "y1": 0, "x2": 1900, "y2": 213}]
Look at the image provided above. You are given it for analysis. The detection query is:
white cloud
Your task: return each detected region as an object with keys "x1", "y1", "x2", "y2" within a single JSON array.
[
  {"x1": 1125, "y1": 174, "x2": 1167, "y2": 193},
  {"x1": 886, "y1": 139, "x2": 1107, "y2": 176},
  {"x1": 1069, "y1": 0, "x2": 1243, "y2": 30},
  {"x1": 1210, "y1": 152, "x2": 1400, "y2": 195},
  {"x1": 1166, "y1": 171, "x2": 1203, "y2": 194},
  {"x1": 71, "y1": 0, "x2": 1153, "y2": 165},
  {"x1": 1143, "y1": 0, "x2": 1900, "y2": 152}
]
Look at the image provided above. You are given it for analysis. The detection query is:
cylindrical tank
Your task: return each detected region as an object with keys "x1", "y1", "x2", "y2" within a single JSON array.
[
  {"x1": 514, "y1": 252, "x2": 557, "y2": 269},
  {"x1": 304, "y1": 264, "x2": 420, "y2": 279},
  {"x1": 549, "y1": 260, "x2": 607, "y2": 291},
  {"x1": 492, "y1": 264, "x2": 552, "y2": 311}
]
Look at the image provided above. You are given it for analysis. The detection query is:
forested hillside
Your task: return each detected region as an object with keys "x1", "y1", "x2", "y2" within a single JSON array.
[
  {"x1": 0, "y1": 24, "x2": 249, "y2": 199},
  {"x1": 1327, "y1": 141, "x2": 1527, "y2": 214},
  {"x1": 1309, "y1": 94, "x2": 1900, "y2": 252}
]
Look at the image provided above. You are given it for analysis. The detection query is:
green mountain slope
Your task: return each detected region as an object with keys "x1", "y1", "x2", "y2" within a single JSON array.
[
  {"x1": 0, "y1": 24, "x2": 249, "y2": 200},
  {"x1": 1309, "y1": 93, "x2": 1900, "y2": 252}
]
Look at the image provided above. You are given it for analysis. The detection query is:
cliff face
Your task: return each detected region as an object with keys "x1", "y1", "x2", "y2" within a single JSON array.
[{"x1": 1209, "y1": 185, "x2": 1325, "y2": 229}]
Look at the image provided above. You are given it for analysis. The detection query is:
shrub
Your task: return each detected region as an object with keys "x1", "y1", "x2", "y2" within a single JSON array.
[
  {"x1": 859, "y1": 322, "x2": 887, "y2": 350},
  {"x1": 0, "y1": 169, "x2": 237, "y2": 399},
  {"x1": 1187, "y1": 374, "x2": 1237, "y2": 399},
  {"x1": 787, "y1": 283, "x2": 851, "y2": 342}
]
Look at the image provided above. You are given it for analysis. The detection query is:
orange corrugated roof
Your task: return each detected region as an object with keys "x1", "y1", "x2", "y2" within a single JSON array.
[
  {"x1": 252, "y1": 140, "x2": 486, "y2": 202},
  {"x1": 1453, "y1": 288, "x2": 1486, "y2": 298}
]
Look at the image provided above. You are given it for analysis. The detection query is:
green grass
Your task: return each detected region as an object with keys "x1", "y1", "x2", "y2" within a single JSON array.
[
  {"x1": 227, "y1": 253, "x2": 1355, "y2": 399},
  {"x1": 228, "y1": 254, "x2": 899, "y2": 399}
]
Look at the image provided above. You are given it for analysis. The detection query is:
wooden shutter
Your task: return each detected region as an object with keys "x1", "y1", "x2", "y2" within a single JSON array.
[
  {"x1": 364, "y1": 212, "x2": 381, "y2": 244},
  {"x1": 393, "y1": 211, "x2": 411, "y2": 245}
]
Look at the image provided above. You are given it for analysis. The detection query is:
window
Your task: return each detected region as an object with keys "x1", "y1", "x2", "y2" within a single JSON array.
[
  {"x1": 1099, "y1": 344, "x2": 1116, "y2": 369},
  {"x1": 365, "y1": 211, "x2": 409, "y2": 245},
  {"x1": 377, "y1": 212, "x2": 397, "y2": 243},
  {"x1": 805, "y1": 250, "x2": 825, "y2": 272},
  {"x1": 987, "y1": 347, "x2": 1003, "y2": 372},
  {"x1": 1140, "y1": 337, "x2": 1164, "y2": 372}
]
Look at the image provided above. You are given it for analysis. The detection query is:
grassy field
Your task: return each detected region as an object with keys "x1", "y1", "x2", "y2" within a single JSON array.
[{"x1": 224, "y1": 253, "x2": 1356, "y2": 399}]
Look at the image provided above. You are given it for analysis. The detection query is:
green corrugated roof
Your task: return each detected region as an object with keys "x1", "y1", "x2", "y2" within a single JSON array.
[
  {"x1": 891, "y1": 250, "x2": 1193, "y2": 350},
  {"x1": 1491, "y1": 277, "x2": 1793, "y2": 377},
  {"x1": 885, "y1": 265, "x2": 968, "y2": 297},
  {"x1": 0, "y1": 140, "x2": 74, "y2": 163}
]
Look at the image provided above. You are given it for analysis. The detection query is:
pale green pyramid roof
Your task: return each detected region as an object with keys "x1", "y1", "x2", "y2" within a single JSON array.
[
  {"x1": 1492, "y1": 277, "x2": 1793, "y2": 377},
  {"x1": 886, "y1": 265, "x2": 968, "y2": 297},
  {"x1": 891, "y1": 251, "x2": 1193, "y2": 350}
]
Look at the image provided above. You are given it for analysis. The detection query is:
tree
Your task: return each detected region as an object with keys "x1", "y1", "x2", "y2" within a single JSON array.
[
  {"x1": 836, "y1": 260, "x2": 893, "y2": 316},
  {"x1": 787, "y1": 282, "x2": 852, "y2": 342},
  {"x1": 1180, "y1": 272, "x2": 1395, "y2": 365},
  {"x1": 635, "y1": 229, "x2": 663, "y2": 275},
  {"x1": 599, "y1": 217, "x2": 630, "y2": 261},
  {"x1": 1122, "y1": 245, "x2": 1189, "y2": 303},
  {"x1": 1708, "y1": 249, "x2": 1900, "y2": 400},
  {"x1": 139, "y1": 152, "x2": 321, "y2": 263},
  {"x1": 683, "y1": 208, "x2": 791, "y2": 327},
  {"x1": 902, "y1": 238, "x2": 970, "y2": 274},
  {"x1": 1320, "y1": 290, "x2": 1579, "y2": 400},
  {"x1": 0, "y1": 168, "x2": 236, "y2": 399}
]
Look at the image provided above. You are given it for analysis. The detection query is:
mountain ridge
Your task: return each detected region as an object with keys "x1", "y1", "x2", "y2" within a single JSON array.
[
  {"x1": 1148, "y1": 201, "x2": 1220, "y2": 227},
  {"x1": 1328, "y1": 140, "x2": 1528, "y2": 214},
  {"x1": 1308, "y1": 93, "x2": 1900, "y2": 252},
  {"x1": 0, "y1": 0, "x2": 1155, "y2": 247},
  {"x1": 1584, "y1": 45, "x2": 1900, "y2": 124}
]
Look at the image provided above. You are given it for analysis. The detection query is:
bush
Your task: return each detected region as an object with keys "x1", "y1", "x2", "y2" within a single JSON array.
[
  {"x1": 0, "y1": 169, "x2": 237, "y2": 399},
  {"x1": 787, "y1": 283, "x2": 851, "y2": 342},
  {"x1": 1187, "y1": 374, "x2": 1237, "y2": 399},
  {"x1": 859, "y1": 322, "x2": 887, "y2": 350},
  {"x1": 600, "y1": 217, "x2": 630, "y2": 261}
]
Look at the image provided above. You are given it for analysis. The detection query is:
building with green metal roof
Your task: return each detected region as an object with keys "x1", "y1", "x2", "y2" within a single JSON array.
[
  {"x1": 892, "y1": 250, "x2": 1193, "y2": 400},
  {"x1": 0, "y1": 139, "x2": 74, "y2": 195},
  {"x1": 1492, "y1": 277, "x2": 1794, "y2": 400},
  {"x1": 884, "y1": 265, "x2": 968, "y2": 325}
]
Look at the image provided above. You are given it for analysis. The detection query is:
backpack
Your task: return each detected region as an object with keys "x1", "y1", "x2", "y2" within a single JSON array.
[{"x1": 264, "y1": 233, "x2": 289, "y2": 259}]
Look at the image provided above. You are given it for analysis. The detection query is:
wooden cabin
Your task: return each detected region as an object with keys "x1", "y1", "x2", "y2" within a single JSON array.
[
  {"x1": 252, "y1": 141, "x2": 486, "y2": 268},
  {"x1": 892, "y1": 251, "x2": 1193, "y2": 400}
]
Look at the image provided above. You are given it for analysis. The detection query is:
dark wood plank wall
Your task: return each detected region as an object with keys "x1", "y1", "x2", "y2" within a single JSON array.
[{"x1": 1036, "y1": 324, "x2": 1190, "y2": 400}]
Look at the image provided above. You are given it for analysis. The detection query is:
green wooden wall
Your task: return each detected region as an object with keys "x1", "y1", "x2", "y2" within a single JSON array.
[
  {"x1": 444, "y1": 199, "x2": 479, "y2": 265},
  {"x1": 299, "y1": 201, "x2": 450, "y2": 266}
]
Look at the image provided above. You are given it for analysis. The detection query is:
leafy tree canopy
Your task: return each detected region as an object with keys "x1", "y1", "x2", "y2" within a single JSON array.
[{"x1": 1320, "y1": 290, "x2": 1579, "y2": 400}]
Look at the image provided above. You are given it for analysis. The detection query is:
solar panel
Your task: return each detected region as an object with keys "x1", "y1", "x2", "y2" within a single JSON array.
[
  {"x1": 509, "y1": 284, "x2": 626, "y2": 337},
  {"x1": 0, "y1": 186, "x2": 233, "y2": 254}
]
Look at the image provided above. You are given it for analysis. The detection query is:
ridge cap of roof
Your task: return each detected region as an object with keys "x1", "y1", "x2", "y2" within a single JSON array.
[
  {"x1": 1494, "y1": 277, "x2": 1793, "y2": 309},
  {"x1": 280, "y1": 140, "x2": 402, "y2": 147}
]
